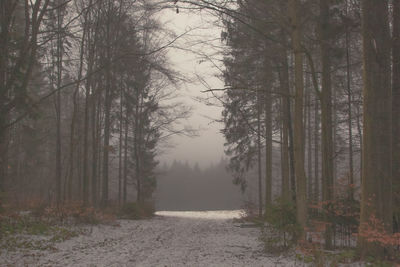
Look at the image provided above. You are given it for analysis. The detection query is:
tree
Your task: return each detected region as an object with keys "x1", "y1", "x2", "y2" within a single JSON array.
[
  {"x1": 358, "y1": 0, "x2": 392, "y2": 256},
  {"x1": 392, "y1": 0, "x2": 400, "y2": 233},
  {"x1": 319, "y1": 0, "x2": 334, "y2": 249},
  {"x1": 0, "y1": 0, "x2": 191, "y2": 210},
  {"x1": 289, "y1": 0, "x2": 307, "y2": 237},
  {"x1": 264, "y1": 60, "x2": 273, "y2": 212},
  {"x1": 221, "y1": 6, "x2": 266, "y2": 209},
  {"x1": 0, "y1": 0, "x2": 50, "y2": 209}
]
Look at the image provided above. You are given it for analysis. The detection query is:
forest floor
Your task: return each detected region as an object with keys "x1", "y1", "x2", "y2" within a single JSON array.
[
  {"x1": 0, "y1": 210, "x2": 303, "y2": 266},
  {"x1": 0, "y1": 210, "x2": 368, "y2": 266}
]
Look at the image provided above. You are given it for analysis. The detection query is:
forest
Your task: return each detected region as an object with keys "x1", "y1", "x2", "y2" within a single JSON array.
[
  {"x1": 0, "y1": 0, "x2": 194, "y2": 208},
  {"x1": 213, "y1": 0, "x2": 399, "y2": 260},
  {"x1": 155, "y1": 159, "x2": 244, "y2": 211},
  {"x1": 1, "y1": 0, "x2": 400, "y2": 264}
]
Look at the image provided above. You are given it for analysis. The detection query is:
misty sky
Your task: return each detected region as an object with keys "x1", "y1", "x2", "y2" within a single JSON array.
[{"x1": 157, "y1": 8, "x2": 226, "y2": 168}]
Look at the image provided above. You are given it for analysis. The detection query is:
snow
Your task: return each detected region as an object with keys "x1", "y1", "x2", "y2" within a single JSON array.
[
  {"x1": 155, "y1": 210, "x2": 244, "y2": 220},
  {"x1": 1, "y1": 210, "x2": 300, "y2": 266}
]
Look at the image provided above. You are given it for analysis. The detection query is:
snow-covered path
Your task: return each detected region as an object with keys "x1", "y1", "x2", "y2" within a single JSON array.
[{"x1": 2, "y1": 211, "x2": 298, "y2": 266}]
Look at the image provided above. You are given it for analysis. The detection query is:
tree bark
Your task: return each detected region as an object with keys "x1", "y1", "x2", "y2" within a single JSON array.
[
  {"x1": 278, "y1": 28, "x2": 292, "y2": 203},
  {"x1": 82, "y1": 0, "x2": 93, "y2": 206},
  {"x1": 345, "y1": 0, "x2": 354, "y2": 200},
  {"x1": 55, "y1": 0, "x2": 64, "y2": 206},
  {"x1": 68, "y1": 14, "x2": 87, "y2": 202},
  {"x1": 392, "y1": 0, "x2": 400, "y2": 233},
  {"x1": 118, "y1": 80, "x2": 123, "y2": 206},
  {"x1": 359, "y1": 0, "x2": 392, "y2": 256},
  {"x1": 101, "y1": 5, "x2": 112, "y2": 207},
  {"x1": 91, "y1": 82, "x2": 98, "y2": 207},
  {"x1": 306, "y1": 79, "x2": 312, "y2": 201},
  {"x1": 123, "y1": 111, "x2": 128, "y2": 204},
  {"x1": 320, "y1": 0, "x2": 334, "y2": 249},
  {"x1": 289, "y1": 0, "x2": 308, "y2": 236},
  {"x1": 257, "y1": 88, "x2": 263, "y2": 217},
  {"x1": 314, "y1": 99, "x2": 320, "y2": 202},
  {"x1": 264, "y1": 73, "x2": 272, "y2": 211}
]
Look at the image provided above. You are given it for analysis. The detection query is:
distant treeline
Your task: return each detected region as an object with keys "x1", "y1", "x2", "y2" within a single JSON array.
[{"x1": 155, "y1": 159, "x2": 247, "y2": 211}]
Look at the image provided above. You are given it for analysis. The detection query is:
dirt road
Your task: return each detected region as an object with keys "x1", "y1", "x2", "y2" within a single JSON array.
[{"x1": 2, "y1": 211, "x2": 297, "y2": 266}]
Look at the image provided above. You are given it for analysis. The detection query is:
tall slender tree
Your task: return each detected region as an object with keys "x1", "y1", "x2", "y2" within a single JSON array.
[
  {"x1": 319, "y1": 0, "x2": 334, "y2": 249},
  {"x1": 289, "y1": 0, "x2": 308, "y2": 236},
  {"x1": 392, "y1": 0, "x2": 400, "y2": 233},
  {"x1": 359, "y1": 0, "x2": 392, "y2": 256}
]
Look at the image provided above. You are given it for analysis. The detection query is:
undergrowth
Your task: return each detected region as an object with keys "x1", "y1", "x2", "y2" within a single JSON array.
[
  {"x1": 260, "y1": 198, "x2": 301, "y2": 254},
  {"x1": 0, "y1": 200, "x2": 156, "y2": 253},
  {"x1": 118, "y1": 202, "x2": 155, "y2": 220},
  {"x1": 0, "y1": 212, "x2": 82, "y2": 251}
]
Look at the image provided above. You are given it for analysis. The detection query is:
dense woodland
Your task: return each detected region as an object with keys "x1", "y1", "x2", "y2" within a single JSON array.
[
  {"x1": 1, "y1": 0, "x2": 400, "y2": 261},
  {"x1": 176, "y1": 0, "x2": 399, "y2": 259},
  {"x1": 0, "y1": 0, "x2": 193, "y2": 209}
]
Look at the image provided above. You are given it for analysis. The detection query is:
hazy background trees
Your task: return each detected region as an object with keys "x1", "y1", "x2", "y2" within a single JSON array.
[
  {"x1": 156, "y1": 159, "x2": 244, "y2": 211},
  {"x1": 0, "y1": 0, "x2": 192, "y2": 209}
]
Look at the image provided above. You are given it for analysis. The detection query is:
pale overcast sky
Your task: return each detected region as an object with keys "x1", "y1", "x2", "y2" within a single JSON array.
[{"x1": 157, "y1": 7, "x2": 226, "y2": 168}]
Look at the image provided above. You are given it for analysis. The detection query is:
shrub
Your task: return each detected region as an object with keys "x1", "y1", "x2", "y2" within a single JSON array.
[
  {"x1": 40, "y1": 203, "x2": 117, "y2": 225},
  {"x1": 358, "y1": 213, "x2": 400, "y2": 260},
  {"x1": 261, "y1": 198, "x2": 301, "y2": 253},
  {"x1": 118, "y1": 202, "x2": 155, "y2": 220},
  {"x1": 241, "y1": 200, "x2": 260, "y2": 221},
  {"x1": 0, "y1": 212, "x2": 81, "y2": 251},
  {"x1": 308, "y1": 182, "x2": 360, "y2": 248}
]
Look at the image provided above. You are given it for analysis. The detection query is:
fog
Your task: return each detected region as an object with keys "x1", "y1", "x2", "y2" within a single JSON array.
[
  {"x1": 157, "y1": 8, "x2": 226, "y2": 169},
  {"x1": 3, "y1": 0, "x2": 394, "y2": 264}
]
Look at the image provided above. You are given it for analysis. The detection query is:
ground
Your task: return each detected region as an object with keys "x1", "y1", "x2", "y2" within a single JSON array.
[{"x1": 1, "y1": 210, "x2": 306, "y2": 266}]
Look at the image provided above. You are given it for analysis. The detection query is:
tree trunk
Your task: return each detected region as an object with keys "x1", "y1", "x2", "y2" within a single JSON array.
[
  {"x1": 82, "y1": 67, "x2": 90, "y2": 205},
  {"x1": 359, "y1": 0, "x2": 392, "y2": 257},
  {"x1": 320, "y1": 0, "x2": 334, "y2": 249},
  {"x1": 96, "y1": 90, "x2": 102, "y2": 204},
  {"x1": 306, "y1": 81, "x2": 312, "y2": 201},
  {"x1": 314, "y1": 99, "x2": 320, "y2": 202},
  {"x1": 68, "y1": 87, "x2": 78, "y2": 202},
  {"x1": 281, "y1": 95, "x2": 290, "y2": 203},
  {"x1": 0, "y1": 123, "x2": 8, "y2": 210},
  {"x1": 101, "y1": 87, "x2": 111, "y2": 207},
  {"x1": 0, "y1": 1, "x2": 9, "y2": 211},
  {"x1": 82, "y1": 1, "x2": 93, "y2": 206},
  {"x1": 392, "y1": 0, "x2": 400, "y2": 233},
  {"x1": 134, "y1": 86, "x2": 144, "y2": 203},
  {"x1": 356, "y1": 95, "x2": 363, "y2": 181},
  {"x1": 279, "y1": 40, "x2": 291, "y2": 202},
  {"x1": 288, "y1": 86, "x2": 296, "y2": 202},
  {"x1": 123, "y1": 111, "x2": 128, "y2": 204},
  {"x1": 345, "y1": 0, "x2": 354, "y2": 200},
  {"x1": 91, "y1": 85, "x2": 98, "y2": 207},
  {"x1": 55, "y1": 1, "x2": 63, "y2": 206},
  {"x1": 68, "y1": 17, "x2": 86, "y2": 202},
  {"x1": 257, "y1": 88, "x2": 263, "y2": 217},
  {"x1": 289, "y1": 0, "x2": 308, "y2": 236},
  {"x1": 265, "y1": 75, "x2": 272, "y2": 211},
  {"x1": 101, "y1": 11, "x2": 112, "y2": 208},
  {"x1": 118, "y1": 82, "x2": 123, "y2": 206}
]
